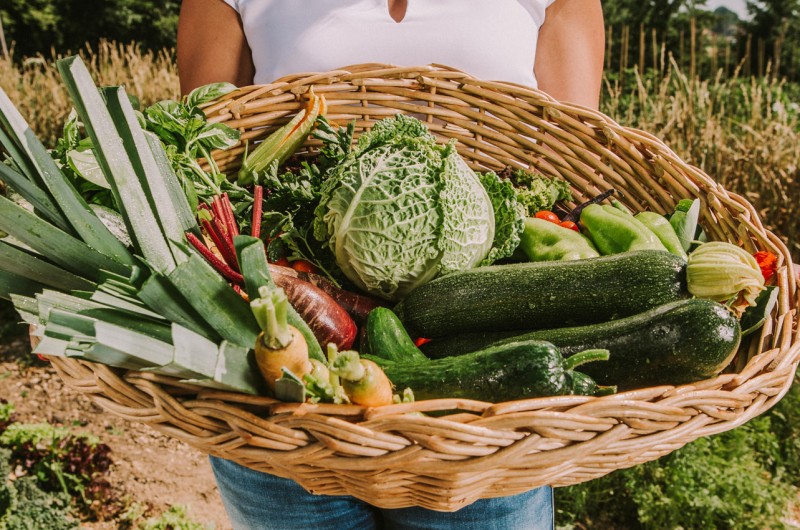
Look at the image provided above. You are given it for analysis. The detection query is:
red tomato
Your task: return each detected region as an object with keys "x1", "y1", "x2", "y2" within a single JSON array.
[
  {"x1": 535, "y1": 211, "x2": 560, "y2": 223},
  {"x1": 414, "y1": 337, "x2": 432, "y2": 347},
  {"x1": 291, "y1": 260, "x2": 319, "y2": 274},
  {"x1": 559, "y1": 220, "x2": 580, "y2": 232},
  {"x1": 272, "y1": 257, "x2": 291, "y2": 267}
]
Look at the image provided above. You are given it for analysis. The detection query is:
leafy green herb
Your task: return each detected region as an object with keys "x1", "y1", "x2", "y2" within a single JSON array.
[
  {"x1": 138, "y1": 90, "x2": 241, "y2": 202},
  {"x1": 313, "y1": 116, "x2": 355, "y2": 168},
  {"x1": 186, "y1": 82, "x2": 238, "y2": 108},
  {"x1": 508, "y1": 168, "x2": 572, "y2": 215}
]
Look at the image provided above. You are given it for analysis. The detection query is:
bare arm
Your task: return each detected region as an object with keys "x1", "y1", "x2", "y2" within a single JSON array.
[
  {"x1": 177, "y1": 0, "x2": 255, "y2": 95},
  {"x1": 534, "y1": 0, "x2": 605, "y2": 110}
]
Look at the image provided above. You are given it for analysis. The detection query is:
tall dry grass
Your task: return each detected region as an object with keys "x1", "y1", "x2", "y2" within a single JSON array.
[
  {"x1": 0, "y1": 42, "x2": 797, "y2": 257},
  {"x1": 0, "y1": 41, "x2": 179, "y2": 147},
  {"x1": 602, "y1": 58, "x2": 800, "y2": 259}
]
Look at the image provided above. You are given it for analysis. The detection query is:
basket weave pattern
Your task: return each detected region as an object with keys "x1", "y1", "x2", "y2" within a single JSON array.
[{"x1": 50, "y1": 65, "x2": 800, "y2": 511}]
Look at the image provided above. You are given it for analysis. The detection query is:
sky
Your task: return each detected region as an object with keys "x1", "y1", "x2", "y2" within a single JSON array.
[{"x1": 704, "y1": 0, "x2": 750, "y2": 19}]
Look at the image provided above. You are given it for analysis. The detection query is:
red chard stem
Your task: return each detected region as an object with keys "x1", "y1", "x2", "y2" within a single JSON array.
[
  {"x1": 201, "y1": 217, "x2": 240, "y2": 272},
  {"x1": 252, "y1": 185, "x2": 263, "y2": 239},
  {"x1": 185, "y1": 232, "x2": 245, "y2": 285}
]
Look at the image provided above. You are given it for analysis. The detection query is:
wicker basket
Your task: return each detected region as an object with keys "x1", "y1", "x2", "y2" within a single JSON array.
[{"x1": 49, "y1": 64, "x2": 800, "y2": 512}]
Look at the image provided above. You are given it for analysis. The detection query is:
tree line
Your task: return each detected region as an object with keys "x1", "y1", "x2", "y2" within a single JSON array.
[{"x1": 604, "y1": 0, "x2": 800, "y2": 80}]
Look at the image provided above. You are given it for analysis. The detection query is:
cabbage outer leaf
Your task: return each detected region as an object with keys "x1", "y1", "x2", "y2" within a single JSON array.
[
  {"x1": 479, "y1": 171, "x2": 526, "y2": 265},
  {"x1": 437, "y1": 144, "x2": 494, "y2": 274}
]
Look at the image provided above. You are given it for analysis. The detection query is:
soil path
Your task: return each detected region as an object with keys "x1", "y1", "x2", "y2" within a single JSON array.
[{"x1": 0, "y1": 336, "x2": 233, "y2": 529}]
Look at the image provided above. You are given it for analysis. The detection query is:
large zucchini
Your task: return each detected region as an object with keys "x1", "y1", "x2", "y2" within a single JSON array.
[
  {"x1": 490, "y1": 298, "x2": 741, "y2": 390},
  {"x1": 395, "y1": 250, "x2": 688, "y2": 338}
]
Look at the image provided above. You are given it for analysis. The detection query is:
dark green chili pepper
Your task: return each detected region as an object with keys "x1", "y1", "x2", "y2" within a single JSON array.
[
  {"x1": 580, "y1": 204, "x2": 667, "y2": 254},
  {"x1": 519, "y1": 218, "x2": 600, "y2": 262}
]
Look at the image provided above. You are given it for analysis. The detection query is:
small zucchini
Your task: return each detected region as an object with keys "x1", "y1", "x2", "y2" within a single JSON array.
[
  {"x1": 395, "y1": 250, "x2": 688, "y2": 338},
  {"x1": 361, "y1": 307, "x2": 427, "y2": 363},
  {"x1": 366, "y1": 340, "x2": 609, "y2": 402}
]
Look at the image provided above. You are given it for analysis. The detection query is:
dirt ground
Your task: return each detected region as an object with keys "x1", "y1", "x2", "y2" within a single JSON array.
[{"x1": 0, "y1": 335, "x2": 233, "y2": 530}]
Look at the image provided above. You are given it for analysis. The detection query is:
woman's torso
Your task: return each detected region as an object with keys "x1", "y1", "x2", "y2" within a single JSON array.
[{"x1": 223, "y1": 0, "x2": 555, "y2": 87}]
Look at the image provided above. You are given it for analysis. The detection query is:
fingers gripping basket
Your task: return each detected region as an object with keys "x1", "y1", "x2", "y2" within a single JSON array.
[{"x1": 49, "y1": 64, "x2": 800, "y2": 512}]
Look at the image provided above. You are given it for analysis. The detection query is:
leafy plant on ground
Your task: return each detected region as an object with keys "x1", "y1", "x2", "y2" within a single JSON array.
[
  {"x1": 0, "y1": 422, "x2": 121, "y2": 520},
  {"x1": 0, "y1": 447, "x2": 79, "y2": 530},
  {"x1": 138, "y1": 505, "x2": 211, "y2": 530},
  {"x1": 0, "y1": 400, "x2": 15, "y2": 433},
  {"x1": 556, "y1": 380, "x2": 800, "y2": 530},
  {"x1": 118, "y1": 503, "x2": 211, "y2": 530}
]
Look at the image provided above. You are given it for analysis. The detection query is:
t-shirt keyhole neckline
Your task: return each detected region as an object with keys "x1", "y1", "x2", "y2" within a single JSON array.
[{"x1": 388, "y1": 0, "x2": 408, "y2": 23}]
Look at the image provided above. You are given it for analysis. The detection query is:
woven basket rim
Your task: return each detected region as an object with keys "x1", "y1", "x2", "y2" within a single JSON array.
[{"x1": 47, "y1": 63, "x2": 800, "y2": 511}]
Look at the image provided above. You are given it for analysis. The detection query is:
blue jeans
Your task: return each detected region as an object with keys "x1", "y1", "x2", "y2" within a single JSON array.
[{"x1": 210, "y1": 456, "x2": 553, "y2": 530}]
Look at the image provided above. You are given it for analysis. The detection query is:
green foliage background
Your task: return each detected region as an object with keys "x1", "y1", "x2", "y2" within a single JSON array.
[
  {"x1": 556, "y1": 382, "x2": 800, "y2": 529},
  {"x1": 1, "y1": 0, "x2": 180, "y2": 58}
]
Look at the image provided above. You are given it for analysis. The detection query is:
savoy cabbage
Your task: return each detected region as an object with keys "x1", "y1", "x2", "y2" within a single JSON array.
[{"x1": 313, "y1": 115, "x2": 523, "y2": 300}]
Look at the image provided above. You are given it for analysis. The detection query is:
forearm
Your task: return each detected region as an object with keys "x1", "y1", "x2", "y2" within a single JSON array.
[
  {"x1": 177, "y1": 0, "x2": 255, "y2": 95},
  {"x1": 534, "y1": 0, "x2": 605, "y2": 110}
]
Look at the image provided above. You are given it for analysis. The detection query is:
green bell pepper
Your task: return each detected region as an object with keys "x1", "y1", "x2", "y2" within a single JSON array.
[
  {"x1": 635, "y1": 211, "x2": 688, "y2": 259},
  {"x1": 519, "y1": 217, "x2": 600, "y2": 262},
  {"x1": 580, "y1": 204, "x2": 667, "y2": 255}
]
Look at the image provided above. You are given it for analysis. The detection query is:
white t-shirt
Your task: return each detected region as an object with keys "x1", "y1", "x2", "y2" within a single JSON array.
[{"x1": 220, "y1": 0, "x2": 557, "y2": 87}]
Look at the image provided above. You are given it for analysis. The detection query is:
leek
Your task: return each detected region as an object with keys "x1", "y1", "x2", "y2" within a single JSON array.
[
  {"x1": 0, "y1": 194, "x2": 128, "y2": 281},
  {"x1": 0, "y1": 89, "x2": 133, "y2": 266},
  {"x1": 57, "y1": 57, "x2": 176, "y2": 274},
  {"x1": 0, "y1": 241, "x2": 94, "y2": 292}
]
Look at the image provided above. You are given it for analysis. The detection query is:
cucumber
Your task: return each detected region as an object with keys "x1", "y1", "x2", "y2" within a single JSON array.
[
  {"x1": 395, "y1": 250, "x2": 688, "y2": 338},
  {"x1": 366, "y1": 340, "x2": 608, "y2": 402},
  {"x1": 490, "y1": 298, "x2": 741, "y2": 390},
  {"x1": 362, "y1": 307, "x2": 427, "y2": 363}
]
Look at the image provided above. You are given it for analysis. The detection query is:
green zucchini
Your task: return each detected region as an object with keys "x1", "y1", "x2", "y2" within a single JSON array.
[
  {"x1": 395, "y1": 250, "x2": 688, "y2": 338},
  {"x1": 420, "y1": 330, "x2": 518, "y2": 359},
  {"x1": 490, "y1": 298, "x2": 741, "y2": 390},
  {"x1": 362, "y1": 307, "x2": 427, "y2": 363},
  {"x1": 366, "y1": 340, "x2": 609, "y2": 402}
]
